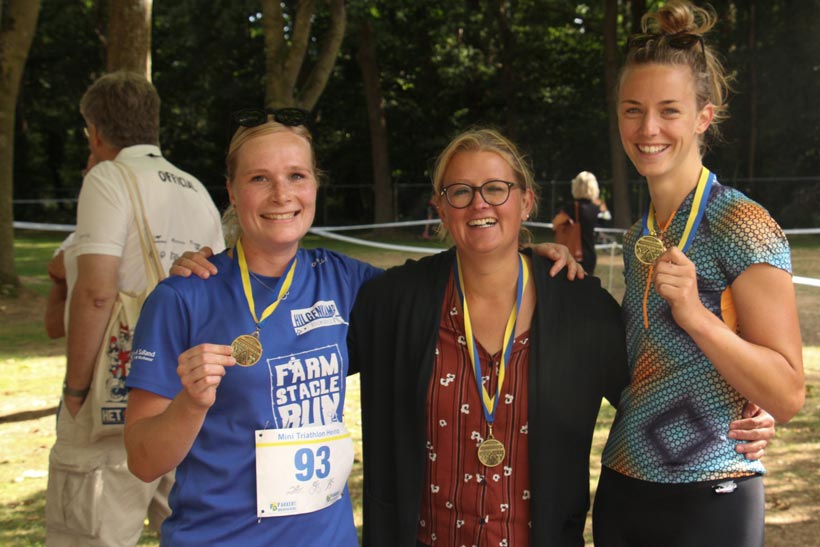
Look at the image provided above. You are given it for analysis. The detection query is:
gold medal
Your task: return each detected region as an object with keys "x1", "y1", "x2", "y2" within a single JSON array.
[
  {"x1": 231, "y1": 238, "x2": 298, "y2": 369},
  {"x1": 634, "y1": 234, "x2": 666, "y2": 265},
  {"x1": 231, "y1": 333, "x2": 263, "y2": 367},
  {"x1": 477, "y1": 433, "x2": 506, "y2": 467},
  {"x1": 454, "y1": 254, "x2": 526, "y2": 471}
]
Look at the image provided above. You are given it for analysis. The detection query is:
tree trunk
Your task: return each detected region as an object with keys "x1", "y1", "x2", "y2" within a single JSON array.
[
  {"x1": 106, "y1": 0, "x2": 152, "y2": 78},
  {"x1": 0, "y1": 0, "x2": 42, "y2": 293},
  {"x1": 630, "y1": 0, "x2": 647, "y2": 34},
  {"x1": 495, "y1": 0, "x2": 518, "y2": 140},
  {"x1": 357, "y1": 20, "x2": 394, "y2": 224},
  {"x1": 746, "y1": 0, "x2": 757, "y2": 182},
  {"x1": 604, "y1": 0, "x2": 631, "y2": 228},
  {"x1": 263, "y1": 0, "x2": 346, "y2": 110}
]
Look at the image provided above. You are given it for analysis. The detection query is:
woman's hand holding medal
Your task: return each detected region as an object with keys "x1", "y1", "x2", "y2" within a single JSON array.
[
  {"x1": 652, "y1": 246, "x2": 707, "y2": 331},
  {"x1": 177, "y1": 343, "x2": 236, "y2": 408}
]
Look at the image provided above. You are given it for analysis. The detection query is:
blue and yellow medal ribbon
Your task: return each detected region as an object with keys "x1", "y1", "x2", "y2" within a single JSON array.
[
  {"x1": 236, "y1": 238, "x2": 297, "y2": 328},
  {"x1": 453, "y1": 253, "x2": 529, "y2": 423},
  {"x1": 640, "y1": 166, "x2": 715, "y2": 329},
  {"x1": 642, "y1": 166, "x2": 715, "y2": 253}
]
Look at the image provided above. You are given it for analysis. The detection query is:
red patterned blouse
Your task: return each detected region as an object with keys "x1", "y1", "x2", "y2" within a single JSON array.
[{"x1": 417, "y1": 274, "x2": 532, "y2": 547}]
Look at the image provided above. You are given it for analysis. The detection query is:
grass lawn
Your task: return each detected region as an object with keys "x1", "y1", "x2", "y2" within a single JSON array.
[{"x1": 1, "y1": 230, "x2": 818, "y2": 546}]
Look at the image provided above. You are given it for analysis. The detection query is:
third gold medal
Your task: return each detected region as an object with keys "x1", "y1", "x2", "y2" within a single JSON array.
[
  {"x1": 454, "y1": 253, "x2": 529, "y2": 468},
  {"x1": 636, "y1": 167, "x2": 715, "y2": 265},
  {"x1": 231, "y1": 238, "x2": 297, "y2": 367}
]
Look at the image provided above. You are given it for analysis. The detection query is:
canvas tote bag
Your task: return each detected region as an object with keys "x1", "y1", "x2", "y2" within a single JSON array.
[
  {"x1": 552, "y1": 201, "x2": 583, "y2": 262},
  {"x1": 87, "y1": 161, "x2": 165, "y2": 441}
]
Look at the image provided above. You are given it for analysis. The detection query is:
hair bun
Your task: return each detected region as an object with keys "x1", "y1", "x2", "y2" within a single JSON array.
[{"x1": 642, "y1": 0, "x2": 716, "y2": 36}]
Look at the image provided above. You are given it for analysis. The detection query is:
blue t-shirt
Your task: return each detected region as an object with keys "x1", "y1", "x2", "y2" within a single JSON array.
[
  {"x1": 602, "y1": 180, "x2": 791, "y2": 483},
  {"x1": 127, "y1": 247, "x2": 381, "y2": 546}
]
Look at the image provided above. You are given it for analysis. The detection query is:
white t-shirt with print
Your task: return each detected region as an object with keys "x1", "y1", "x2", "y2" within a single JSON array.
[{"x1": 70, "y1": 144, "x2": 225, "y2": 294}]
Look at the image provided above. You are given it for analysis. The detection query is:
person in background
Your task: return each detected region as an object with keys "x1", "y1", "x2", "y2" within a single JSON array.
[
  {"x1": 593, "y1": 2, "x2": 803, "y2": 546},
  {"x1": 421, "y1": 197, "x2": 438, "y2": 239},
  {"x1": 44, "y1": 233, "x2": 73, "y2": 340},
  {"x1": 44, "y1": 154, "x2": 97, "y2": 340},
  {"x1": 554, "y1": 170, "x2": 611, "y2": 275},
  {"x1": 45, "y1": 71, "x2": 224, "y2": 547}
]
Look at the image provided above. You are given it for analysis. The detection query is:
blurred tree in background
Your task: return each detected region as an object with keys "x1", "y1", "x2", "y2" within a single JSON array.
[{"x1": 1, "y1": 0, "x2": 42, "y2": 291}]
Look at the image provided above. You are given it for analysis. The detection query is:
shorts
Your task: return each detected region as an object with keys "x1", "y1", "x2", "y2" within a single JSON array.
[
  {"x1": 45, "y1": 397, "x2": 173, "y2": 547},
  {"x1": 593, "y1": 466, "x2": 764, "y2": 547}
]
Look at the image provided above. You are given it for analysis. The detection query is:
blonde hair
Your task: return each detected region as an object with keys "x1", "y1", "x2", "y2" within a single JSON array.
[
  {"x1": 222, "y1": 120, "x2": 318, "y2": 247},
  {"x1": 571, "y1": 171, "x2": 600, "y2": 200},
  {"x1": 432, "y1": 128, "x2": 540, "y2": 243},
  {"x1": 619, "y1": 0, "x2": 733, "y2": 148}
]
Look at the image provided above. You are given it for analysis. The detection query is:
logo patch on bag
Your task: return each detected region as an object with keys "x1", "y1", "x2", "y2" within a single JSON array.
[
  {"x1": 101, "y1": 407, "x2": 126, "y2": 425},
  {"x1": 103, "y1": 320, "x2": 132, "y2": 403}
]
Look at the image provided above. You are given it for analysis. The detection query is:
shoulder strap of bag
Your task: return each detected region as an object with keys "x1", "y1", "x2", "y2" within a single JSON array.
[
  {"x1": 574, "y1": 200, "x2": 580, "y2": 223},
  {"x1": 113, "y1": 161, "x2": 166, "y2": 292}
]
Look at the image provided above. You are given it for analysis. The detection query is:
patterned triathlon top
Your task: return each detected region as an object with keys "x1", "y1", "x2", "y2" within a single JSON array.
[{"x1": 601, "y1": 177, "x2": 791, "y2": 483}]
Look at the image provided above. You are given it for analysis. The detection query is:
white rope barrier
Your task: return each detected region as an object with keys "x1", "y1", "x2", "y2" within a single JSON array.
[
  {"x1": 13, "y1": 219, "x2": 820, "y2": 287},
  {"x1": 316, "y1": 219, "x2": 436, "y2": 231},
  {"x1": 794, "y1": 276, "x2": 820, "y2": 288},
  {"x1": 12, "y1": 198, "x2": 77, "y2": 204},
  {"x1": 308, "y1": 227, "x2": 442, "y2": 255},
  {"x1": 782, "y1": 228, "x2": 820, "y2": 235},
  {"x1": 13, "y1": 221, "x2": 75, "y2": 232}
]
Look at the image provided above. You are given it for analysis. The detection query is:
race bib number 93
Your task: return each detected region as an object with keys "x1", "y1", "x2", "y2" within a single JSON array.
[{"x1": 255, "y1": 423, "x2": 354, "y2": 518}]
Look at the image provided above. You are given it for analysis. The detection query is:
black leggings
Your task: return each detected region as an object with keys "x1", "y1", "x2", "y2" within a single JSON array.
[{"x1": 593, "y1": 467, "x2": 764, "y2": 547}]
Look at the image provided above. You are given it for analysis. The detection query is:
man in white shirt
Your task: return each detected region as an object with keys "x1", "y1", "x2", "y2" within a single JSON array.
[{"x1": 45, "y1": 71, "x2": 225, "y2": 547}]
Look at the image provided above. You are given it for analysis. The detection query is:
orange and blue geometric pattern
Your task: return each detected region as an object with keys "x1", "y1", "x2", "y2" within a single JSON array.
[{"x1": 602, "y1": 179, "x2": 791, "y2": 483}]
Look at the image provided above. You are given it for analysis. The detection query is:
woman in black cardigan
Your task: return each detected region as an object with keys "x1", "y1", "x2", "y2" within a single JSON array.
[{"x1": 349, "y1": 129, "x2": 628, "y2": 547}]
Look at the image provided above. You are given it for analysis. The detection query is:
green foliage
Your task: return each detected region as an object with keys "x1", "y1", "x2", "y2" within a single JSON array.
[
  {"x1": 152, "y1": 0, "x2": 267, "y2": 208},
  {"x1": 11, "y1": 0, "x2": 820, "y2": 230},
  {"x1": 707, "y1": 0, "x2": 820, "y2": 223},
  {"x1": 14, "y1": 0, "x2": 102, "y2": 224}
]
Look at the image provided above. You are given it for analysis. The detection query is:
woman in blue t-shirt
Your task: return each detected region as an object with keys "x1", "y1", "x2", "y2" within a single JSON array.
[{"x1": 123, "y1": 111, "x2": 384, "y2": 546}]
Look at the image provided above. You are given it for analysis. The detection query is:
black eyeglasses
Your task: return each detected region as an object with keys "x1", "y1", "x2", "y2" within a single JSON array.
[
  {"x1": 626, "y1": 32, "x2": 705, "y2": 56},
  {"x1": 230, "y1": 107, "x2": 311, "y2": 129},
  {"x1": 439, "y1": 180, "x2": 519, "y2": 209}
]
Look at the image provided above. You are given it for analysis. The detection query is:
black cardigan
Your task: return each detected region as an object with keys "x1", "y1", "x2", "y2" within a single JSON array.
[{"x1": 348, "y1": 248, "x2": 628, "y2": 547}]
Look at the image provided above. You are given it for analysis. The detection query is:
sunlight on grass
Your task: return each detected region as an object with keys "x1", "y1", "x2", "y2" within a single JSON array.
[{"x1": 0, "y1": 354, "x2": 61, "y2": 547}]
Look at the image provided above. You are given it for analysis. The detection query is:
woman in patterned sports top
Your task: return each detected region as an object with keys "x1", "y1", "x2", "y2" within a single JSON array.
[{"x1": 593, "y1": 2, "x2": 804, "y2": 546}]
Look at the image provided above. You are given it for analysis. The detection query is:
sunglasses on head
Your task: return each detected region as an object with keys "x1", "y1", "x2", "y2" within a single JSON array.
[
  {"x1": 626, "y1": 32, "x2": 705, "y2": 55},
  {"x1": 230, "y1": 107, "x2": 311, "y2": 129}
]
